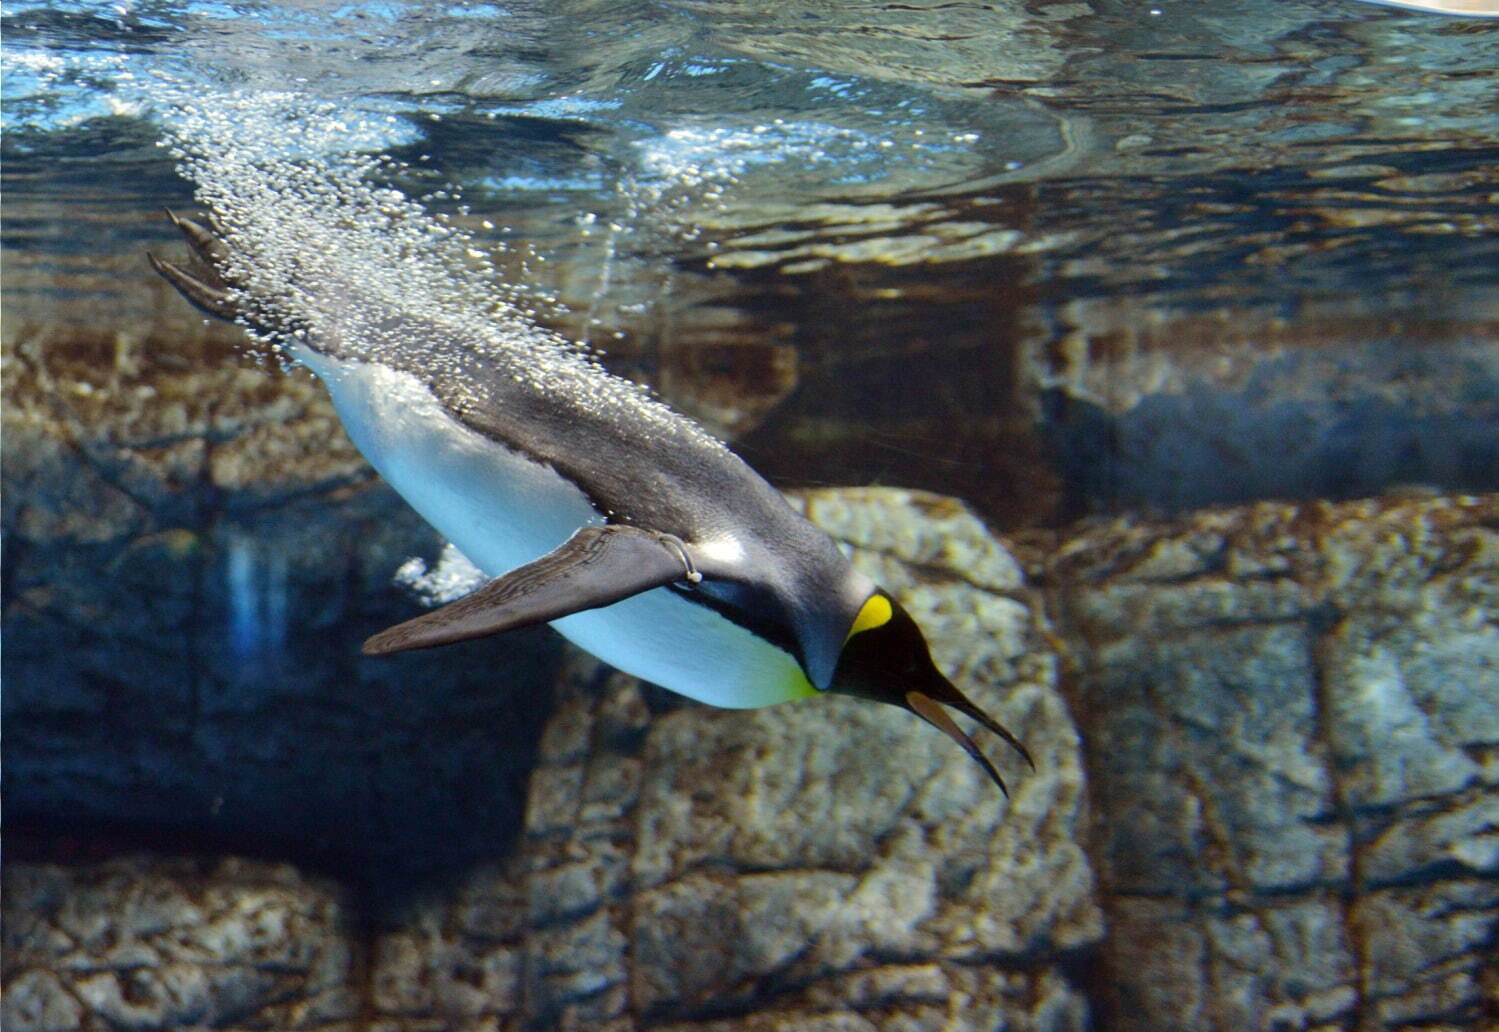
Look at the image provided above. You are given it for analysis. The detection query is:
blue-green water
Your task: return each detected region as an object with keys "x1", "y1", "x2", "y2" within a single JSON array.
[{"x1": 4, "y1": 8, "x2": 1497, "y2": 1028}]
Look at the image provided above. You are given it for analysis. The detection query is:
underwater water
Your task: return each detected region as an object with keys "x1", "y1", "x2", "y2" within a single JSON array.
[
  {"x1": 7, "y1": 0, "x2": 1499, "y2": 523},
  {"x1": 3, "y1": 2, "x2": 1498, "y2": 1031}
]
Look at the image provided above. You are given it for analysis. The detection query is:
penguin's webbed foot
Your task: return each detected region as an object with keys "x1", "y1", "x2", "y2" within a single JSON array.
[{"x1": 148, "y1": 211, "x2": 249, "y2": 325}]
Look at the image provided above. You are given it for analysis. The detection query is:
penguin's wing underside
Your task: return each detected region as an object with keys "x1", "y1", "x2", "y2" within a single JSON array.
[{"x1": 362, "y1": 525, "x2": 705, "y2": 656}]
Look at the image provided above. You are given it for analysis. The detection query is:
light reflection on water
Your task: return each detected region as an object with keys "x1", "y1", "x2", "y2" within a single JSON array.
[{"x1": 3, "y1": 0, "x2": 1497, "y2": 524}]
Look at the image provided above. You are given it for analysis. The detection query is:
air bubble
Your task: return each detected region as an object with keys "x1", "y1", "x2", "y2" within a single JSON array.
[{"x1": 159, "y1": 89, "x2": 725, "y2": 456}]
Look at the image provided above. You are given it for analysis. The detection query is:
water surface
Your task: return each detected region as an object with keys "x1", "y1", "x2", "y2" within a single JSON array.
[{"x1": 5, "y1": 0, "x2": 1498, "y2": 524}]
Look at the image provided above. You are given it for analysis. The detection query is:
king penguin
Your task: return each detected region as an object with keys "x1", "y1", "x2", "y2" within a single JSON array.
[{"x1": 150, "y1": 212, "x2": 1031, "y2": 792}]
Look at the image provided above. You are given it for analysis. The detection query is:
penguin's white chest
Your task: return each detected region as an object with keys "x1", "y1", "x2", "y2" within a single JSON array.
[{"x1": 299, "y1": 351, "x2": 815, "y2": 708}]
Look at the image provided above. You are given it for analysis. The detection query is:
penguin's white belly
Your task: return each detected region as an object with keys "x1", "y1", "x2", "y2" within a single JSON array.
[{"x1": 300, "y1": 351, "x2": 815, "y2": 708}]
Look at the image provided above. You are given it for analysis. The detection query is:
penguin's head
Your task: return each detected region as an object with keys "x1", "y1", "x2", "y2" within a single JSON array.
[{"x1": 828, "y1": 589, "x2": 1033, "y2": 795}]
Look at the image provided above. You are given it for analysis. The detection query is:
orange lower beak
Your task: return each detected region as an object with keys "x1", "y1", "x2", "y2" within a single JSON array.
[{"x1": 903, "y1": 681, "x2": 1033, "y2": 796}]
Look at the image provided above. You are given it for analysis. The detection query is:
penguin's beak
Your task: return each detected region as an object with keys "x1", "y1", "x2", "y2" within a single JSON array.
[
  {"x1": 902, "y1": 680, "x2": 1034, "y2": 798},
  {"x1": 829, "y1": 591, "x2": 1033, "y2": 796}
]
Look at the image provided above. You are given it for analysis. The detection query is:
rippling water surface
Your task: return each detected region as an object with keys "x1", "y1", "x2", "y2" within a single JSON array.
[{"x1": 4, "y1": 0, "x2": 1498, "y2": 524}]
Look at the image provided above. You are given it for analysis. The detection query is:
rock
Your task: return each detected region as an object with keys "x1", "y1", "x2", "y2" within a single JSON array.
[
  {"x1": 0, "y1": 857, "x2": 355, "y2": 1031},
  {"x1": 1050, "y1": 494, "x2": 1499, "y2": 1031},
  {"x1": 373, "y1": 488, "x2": 1099, "y2": 1031},
  {"x1": 4, "y1": 487, "x2": 1494, "y2": 1031},
  {"x1": 2, "y1": 323, "x2": 562, "y2": 896}
]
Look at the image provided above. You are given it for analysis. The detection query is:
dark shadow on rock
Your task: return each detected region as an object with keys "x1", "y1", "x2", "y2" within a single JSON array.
[
  {"x1": 2, "y1": 483, "x2": 562, "y2": 910},
  {"x1": 1041, "y1": 344, "x2": 1499, "y2": 520}
]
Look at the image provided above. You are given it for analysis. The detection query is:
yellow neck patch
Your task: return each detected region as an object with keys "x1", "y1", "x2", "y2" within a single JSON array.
[{"x1": 846, "y1": 593, "x2": 893, "y2": 642}]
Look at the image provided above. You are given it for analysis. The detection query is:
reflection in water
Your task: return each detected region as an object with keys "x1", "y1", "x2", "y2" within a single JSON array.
[
  {"x1": 226, "y1": 530, "x2": 288, "y2": 673},
  {"x1": 1350, "y1": 0, "x2": 1499, "y2": 14},
  {"x1": 4, "y1": 2, "x2": 1495, "y2": 525}
]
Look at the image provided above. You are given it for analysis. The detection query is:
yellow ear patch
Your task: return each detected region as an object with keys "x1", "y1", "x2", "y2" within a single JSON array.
[{"x1": 846, "y1": 593, "x2": 893, "y2": 642}]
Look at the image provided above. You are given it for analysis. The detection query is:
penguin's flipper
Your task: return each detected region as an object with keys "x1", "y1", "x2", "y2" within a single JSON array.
[{"x1": 363, "y1": 525, "x2": 701, "y2": 656}]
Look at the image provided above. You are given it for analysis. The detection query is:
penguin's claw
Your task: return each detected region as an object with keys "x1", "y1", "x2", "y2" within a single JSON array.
[
  {"x1": 151, "y1": 211, "x2": 273, "y2": 329},
  {"x1": 166, "y1": 208, "x2": 232, "y2": 277},
  {"x1": 148, "y1": 251, "x2": 242, "y2": 323},
  {"x1": 203, "y1": 208, "x2": 231, "y2": 239}
]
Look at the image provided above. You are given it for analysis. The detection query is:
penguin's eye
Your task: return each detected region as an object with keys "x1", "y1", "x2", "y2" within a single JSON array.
[{"x1": 844, "y1": 592, "x2": 893, "y2": 644}]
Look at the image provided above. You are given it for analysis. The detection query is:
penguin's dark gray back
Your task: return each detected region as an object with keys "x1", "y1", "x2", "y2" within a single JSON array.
[{"x1": 315, "y1": 296, "x2": 845, "y2": 583}]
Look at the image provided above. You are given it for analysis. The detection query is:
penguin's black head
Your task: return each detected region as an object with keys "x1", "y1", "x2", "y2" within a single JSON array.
[{"x1": 828, "y1": 589, "x2": 1033, "y2": 796}]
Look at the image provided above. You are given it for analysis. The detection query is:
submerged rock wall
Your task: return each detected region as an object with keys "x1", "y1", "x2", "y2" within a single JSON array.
[
  {"x1": 5, "y1": 488, "x2": 1496, "y2": 1031},
  {"x1": 1, "y1": 321, "x2": 563, "y2": 896},
  {"x1": 1048, "y1": 494, "x2": 1498, "y2": 1031},
  {"x1": 362, "y1": 490, "x2": 1098, "y2": 1031}
]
